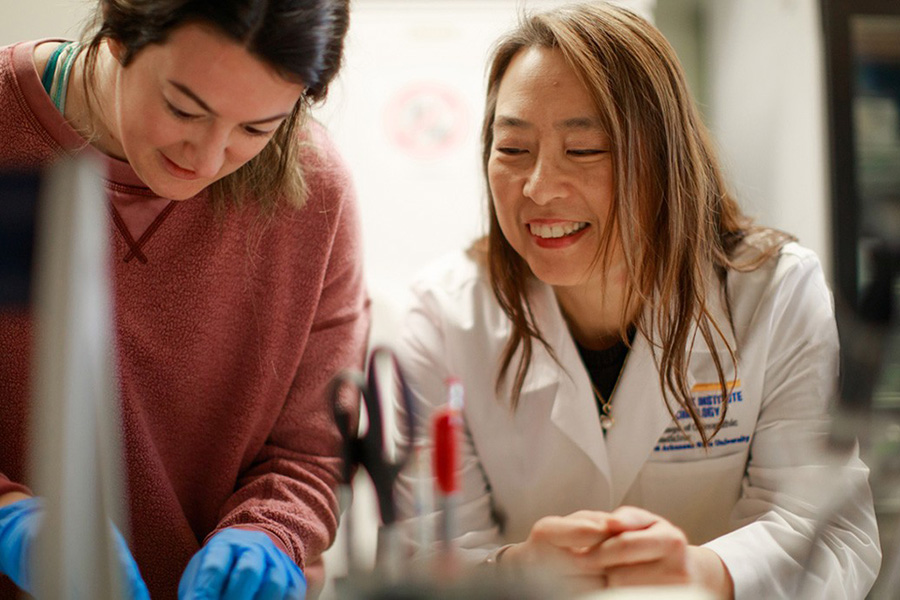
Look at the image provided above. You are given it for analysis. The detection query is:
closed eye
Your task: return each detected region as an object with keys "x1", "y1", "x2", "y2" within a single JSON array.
[
  {"x1": 496, "y1": 147, "x2": 528, "y2": 156},
  {"x1": 242, "y1": 124, "x2": 276, "y2": 138},
  {"x1": 165, "y1": 101, "x2": 201, "y2": 121},
  {"x1": 567, "y1": 149, "x2": 608, "y2": 156}
]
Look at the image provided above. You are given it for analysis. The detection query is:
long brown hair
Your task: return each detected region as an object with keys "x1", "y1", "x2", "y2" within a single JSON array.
[
  {"x1": 480, "y1": 2, "x2": 793, "y2": 446},
  {"x1": 78, "y1": 0, "x2": 350, "y2": 211}
]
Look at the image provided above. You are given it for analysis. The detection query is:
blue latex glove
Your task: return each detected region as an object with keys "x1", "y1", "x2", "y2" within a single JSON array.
[
  {"x1": 0, "y1": 496, "x2": 149, "y2": 599},
  {"x1": 179, "y1": 528, "x2": 306, "y2": 600}
]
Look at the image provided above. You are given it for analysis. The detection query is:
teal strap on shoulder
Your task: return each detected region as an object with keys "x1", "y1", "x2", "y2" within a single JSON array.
[
  {"x1": 40, "y1": 41, "x2": 70, "y2": 96},
  {"x1": 40, "y1": 41, "x2": 79, "y2": 113},
  {"x1": 53, "y1": 43, "x2": 80, "y2": 114}
]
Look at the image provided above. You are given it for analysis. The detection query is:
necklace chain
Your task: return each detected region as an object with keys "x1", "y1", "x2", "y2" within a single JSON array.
[{"x1": 590, "y1": 382, "x2": 615, "y2": 430}]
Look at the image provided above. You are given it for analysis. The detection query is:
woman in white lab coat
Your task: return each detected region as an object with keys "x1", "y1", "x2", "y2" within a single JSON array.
[{"x1": 393, "y1": 2, "x2": 881, "y2": 598}]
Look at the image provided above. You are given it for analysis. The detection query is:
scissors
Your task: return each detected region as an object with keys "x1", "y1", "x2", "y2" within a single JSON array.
[{"x1": 330, "y1": 345, "x2": 416, "y2": 574}]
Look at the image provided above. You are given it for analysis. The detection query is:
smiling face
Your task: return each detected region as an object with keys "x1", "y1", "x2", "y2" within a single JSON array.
[
  {"x1": 487, "y1": 46, "x2": 623, "y2": 294},
  {"x1": 104, "y1": 23, "x2": 306, "y2": 200}
]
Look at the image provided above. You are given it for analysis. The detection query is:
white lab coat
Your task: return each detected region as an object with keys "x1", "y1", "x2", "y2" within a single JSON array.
[{"x1": 393, "y1": 240, "x2": 881, "y2": 599}]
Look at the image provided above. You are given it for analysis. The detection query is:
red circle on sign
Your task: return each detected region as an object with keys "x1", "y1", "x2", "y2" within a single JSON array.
[{"x1": 384, "y1": 82, "x2": 469, "y2": 160}]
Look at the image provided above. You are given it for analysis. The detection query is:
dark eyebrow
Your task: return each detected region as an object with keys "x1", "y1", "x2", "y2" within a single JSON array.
[
  {"x1": 169, "y1": 81, "x2": 217, "y2": 115},
  {"x1": 493, "y1": 114, "x2": 605, "y2": 131},
  {"x1": 494, "y1": 115, "x2": 531, "y2": 129},
  {"x1": 168, "y1": 80, "x2": 292, "y2": 126},
  {"x1": 558, "y1": 116, "x2": 604, "y2": 130}
]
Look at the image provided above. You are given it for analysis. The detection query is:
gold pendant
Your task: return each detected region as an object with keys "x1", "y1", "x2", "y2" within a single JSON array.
[{"x1": 600, "y1": 414, "x2": 614, "y2": 430}]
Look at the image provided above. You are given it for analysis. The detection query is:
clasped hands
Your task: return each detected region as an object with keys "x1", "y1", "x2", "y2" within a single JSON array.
[{"x1": 501, "y1": 506, "x2": 733, "y2": 599}]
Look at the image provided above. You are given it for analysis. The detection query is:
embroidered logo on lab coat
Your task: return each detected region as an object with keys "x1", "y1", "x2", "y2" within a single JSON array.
[{"x1": 653, "y1": 380, "x2": 749, "y2": 453}]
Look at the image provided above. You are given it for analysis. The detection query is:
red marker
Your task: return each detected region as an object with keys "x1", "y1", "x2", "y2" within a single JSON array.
[{"x1": 433, "y1": 378, "x2": 463, "y2": 549}]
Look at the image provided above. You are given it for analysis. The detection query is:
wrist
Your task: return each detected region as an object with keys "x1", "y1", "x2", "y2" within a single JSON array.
[
  {"x1": 689, "y1": 546, "x2": 734, "y2": 600},
  {"x1": 0, "y1": 492, "x2": 31, "y2": 509},
  {"x1": 212, "y1": 525, "x2": 292, "y2": 558}
]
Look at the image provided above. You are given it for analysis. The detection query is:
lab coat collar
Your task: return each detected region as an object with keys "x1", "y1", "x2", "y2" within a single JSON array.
[
  {"x1": 514, "y1": 280, "x2": 614, "y2": 500},
  {"x1": 604, "y1": 278, "x2": 737, "y2": 502},
  {"x1": 516, "y1": 272, "x2": 737, "y2": 505},
  {"x1": 603, "y1": 330, "x2": 676, "y2": 504}
]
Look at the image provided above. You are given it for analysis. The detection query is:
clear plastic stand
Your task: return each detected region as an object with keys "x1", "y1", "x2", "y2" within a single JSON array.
[{"x1": 28, "y1": 155, "x2": 125, "y2": 600}]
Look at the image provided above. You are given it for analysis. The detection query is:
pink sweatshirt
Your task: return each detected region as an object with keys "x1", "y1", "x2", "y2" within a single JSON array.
[{"x1": 0, "y1": 40, "x2": 369, "y2": 599}]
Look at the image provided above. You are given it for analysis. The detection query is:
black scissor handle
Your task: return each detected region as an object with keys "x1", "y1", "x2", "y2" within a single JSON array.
[
  {"x1": 329, "y1": 369, "x2": 367, "y2": 486},
  {"x1": 329, "y1": 347, "x2": 416, "y2": 526}
]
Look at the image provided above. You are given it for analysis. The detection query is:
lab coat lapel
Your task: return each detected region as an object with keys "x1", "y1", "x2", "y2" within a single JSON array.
[
  {"x1": 522, "y1": 282, "x2": 613, "y2": 493},
  {"x1": 603, "y1": 331, "x2": 675, "y2": 504},
  {"x1": 604, "y1": 280, "x2": 737, "y2": 505}
]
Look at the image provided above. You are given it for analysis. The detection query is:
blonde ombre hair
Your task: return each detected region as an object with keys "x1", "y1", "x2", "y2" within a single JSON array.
[{"x1": 478, "y1": 1, "x2": 792, "y2": 445}]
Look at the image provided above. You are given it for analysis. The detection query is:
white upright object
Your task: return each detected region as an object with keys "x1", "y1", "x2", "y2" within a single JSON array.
[
  {"x1": 29, "y1": 155, "x2": 125, "y2": 599},
  {"x1": 579, "y1": 586, "x2": 714, "y2": 600}
]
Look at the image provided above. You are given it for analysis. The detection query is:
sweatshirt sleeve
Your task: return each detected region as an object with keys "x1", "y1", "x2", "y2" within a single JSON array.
[
  {"x1": 0, "y1": 310, "x2": 36, "y2": 501},
  {"x1": 703, "y1": 249, "x2": 881, "y2": 599},
  {"x1": 206, "y1": 129, "x2": 370, "y2": 569}
]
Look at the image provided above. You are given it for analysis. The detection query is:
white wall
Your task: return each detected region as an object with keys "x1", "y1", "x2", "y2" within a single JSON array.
[
  {"x1": 0, "y1": 0, "x2": 92, "y2": 44},
  {"x1": 311, "y1": 0, "x2": 520, "y2": 344},
  {"x1": 703, "y1": 0, "x2": 831, "y2": 276}
]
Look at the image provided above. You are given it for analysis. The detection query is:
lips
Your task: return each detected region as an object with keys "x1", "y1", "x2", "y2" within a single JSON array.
[
  {"x1": 526, "y1": 220, "x2": 591, "y2": 249},
  {"x1": 159, "y1": 152, "x2": 200, "y2": 181},
  {"x1": 528, "y1": 221, "x2": 589, "y2": 239}
]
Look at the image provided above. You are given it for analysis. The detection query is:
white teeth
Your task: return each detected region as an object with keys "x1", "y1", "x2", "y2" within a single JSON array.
[{"x1": 528, "y1": 221, "x2": 588, "y2": 239}]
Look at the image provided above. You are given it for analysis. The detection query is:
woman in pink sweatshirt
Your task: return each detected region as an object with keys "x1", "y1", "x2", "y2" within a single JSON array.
[{"x1": 0, "y1": 1, "x2": 368, "y2": 598}]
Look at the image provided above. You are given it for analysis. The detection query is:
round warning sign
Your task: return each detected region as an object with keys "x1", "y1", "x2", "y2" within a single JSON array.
[{"x1": 384, "y1": 82, "x2": 469, "y2": 160}]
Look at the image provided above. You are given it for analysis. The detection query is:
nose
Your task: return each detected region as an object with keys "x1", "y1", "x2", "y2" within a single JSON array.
[
  {"x1": 186, "y1": 126, "x2": 229, "y2": 179},
  {"x1": 522, "y1": 152, "x2": 567, "y2": 205}
]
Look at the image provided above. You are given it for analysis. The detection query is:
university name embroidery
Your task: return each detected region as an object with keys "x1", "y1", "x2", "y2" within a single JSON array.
[{"x1": 653, "y1": 380, "x2": 749, "y2": 452}]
